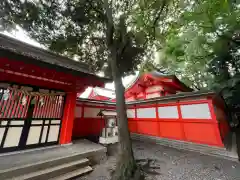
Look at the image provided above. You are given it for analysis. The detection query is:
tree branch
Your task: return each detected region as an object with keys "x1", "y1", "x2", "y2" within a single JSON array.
[
  {"x1": 86, "y1": 0, "x2": 105, "y2": 20},
  {"x1": 103, "y1": 0, "x2": 114, "y2": 47},
  {"x1": 205, "y1": 10, "x2": 239, "y2": 45},
  {"x1": 117, "y1": 15, "x2": 129, "y2": 56},
  {"x1": 118, "y1": 39, "x2": 129, "y2": 56},
  {"x1": 152, "y1": 0, "x2": 167, "y2": 38}
]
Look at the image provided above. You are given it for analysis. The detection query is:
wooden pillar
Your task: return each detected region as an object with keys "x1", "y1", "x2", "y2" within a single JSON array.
[
  {"x1": 155, "y1": 103, "x2": 161, "y2": 137},
  {"x1": 59, "y1": 91, "x2": 77, "y2": 144},
  {"x1": 135, "y1": 105, "x2": 138, "y2": 133},
  {"x1": 208, "y1": 99, "x2": 224, "y2": 147},
  {"x1": 177, "y1": 101, "x2": 186, "y2": 141}
]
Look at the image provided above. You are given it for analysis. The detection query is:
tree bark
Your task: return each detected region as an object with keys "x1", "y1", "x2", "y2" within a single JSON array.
[
  {"x1": 110, "y1": 47, "x2": 137, "y2": 180},
  {"x1": 103, "y1": 0, "x2": 138, "y2": 178}
]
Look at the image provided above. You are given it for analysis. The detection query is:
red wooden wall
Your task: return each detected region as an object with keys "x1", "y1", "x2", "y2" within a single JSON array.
[
  {"x1": 73, "y1": 103, "x2": 115, "y2": 137},
  {"x1": 127, "y1": 99, "x2": 226, "y2": 147},
  {"x1": 73, "y1": 95, "x2": 230, "y2": 148}
]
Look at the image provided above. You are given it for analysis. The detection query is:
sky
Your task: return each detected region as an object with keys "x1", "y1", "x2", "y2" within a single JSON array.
[
  {"x1": 3, "y1": 27, "x2": 43, "y2": 48},
  {"x1": 80, "y1": 73, "x2": 138, "y2": 98},
  {"x1": 1, "y1": 28, "x2": 138, "y2": 97}
]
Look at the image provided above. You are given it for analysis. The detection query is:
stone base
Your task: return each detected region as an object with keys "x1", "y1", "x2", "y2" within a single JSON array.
[
  {"x1": 99, "y1": 136, "x2": 118, "y2": 144},
  {"x1": 131, "y1": 133, "x2": 238, "y2": 161},
  {"x1": 103, "y1": 143, "x2": 119, "y2": 156}
]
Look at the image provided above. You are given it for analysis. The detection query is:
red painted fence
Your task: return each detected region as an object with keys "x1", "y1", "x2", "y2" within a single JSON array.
[
  {"x1": 73, "y1": 92, "x2": 229, "y2": 148},
  {"x1": 73, "y1": 102, "x2": 115, "y2": 137}
]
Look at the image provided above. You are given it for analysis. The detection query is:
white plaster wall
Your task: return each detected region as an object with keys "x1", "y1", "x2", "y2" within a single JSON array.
[
  {"x1": 180, "y1": 103, "x2": 211, "y2": 119},
  {"x1": 47, "y1": 125, "x2": 60, "y2": 142},
  {"x1": 3, "y1": 127, "x2": 23, "y2": 147},
  {"x1": 84, "y1": 107, "x2": 101, "y2": 118},
  {"x1": 10, "y1": 121, "x2": 24, "y2": 125},
  {"x1": 158, "y1": 106, "x2": 179, "y2": 119},
  {"x1": 41, "y1": 126, "x2": 48, "y2": 143},
  {"x1": 127, "y1": 109, "x2": 135, "y2": 118},
  {"x1": 31, "y1": 120, "x2": 43, "y2": 125},
  {"x1": 0, "y1": 128, "x2": 5, "y2": 145},
  {"x1": 145, "y1": 85, "x2": 162, "y2": 93},
  {"x1": 1, "y1": 121, "x2": 7, "y2": 125},
  {"x1": 26, "y1": 126, "x2": 42, "y2": 145},
  {"x1": 75, "y1": 106, "x2": 82, "y2": 118},
  {"x1": 137, "y1": 108, "x2": 156, "y2": 118},
  {"x1": 51, "y1": 120, "x2": 61, "y2": 124},
  {"x1": 146, "y1": 93, "x2": 160, "y2": 99}
]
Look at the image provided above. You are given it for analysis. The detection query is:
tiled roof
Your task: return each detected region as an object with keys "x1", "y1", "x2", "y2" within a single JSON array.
[{"x1": 0, "y1": 33, "x2": 92, "y2": 75}]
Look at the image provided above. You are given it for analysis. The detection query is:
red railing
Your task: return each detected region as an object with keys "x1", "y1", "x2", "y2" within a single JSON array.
[
  {"x1": 0, "y1": 88, "x2": 31, "y2": 119},
  {"x1": 0, "y1": 87, "x2": 64, "y2": 120}
]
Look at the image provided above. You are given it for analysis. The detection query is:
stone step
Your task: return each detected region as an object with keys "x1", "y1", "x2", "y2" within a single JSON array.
[
  {"x1": 49, "y1": 166, "x2": 93, "y2": 180},
  {"x1": 0, "y1": 153, "x2": 90, "y2": 179},
  {"x1": 9, "y1": 158, "x2": 90, "y2": 180}
]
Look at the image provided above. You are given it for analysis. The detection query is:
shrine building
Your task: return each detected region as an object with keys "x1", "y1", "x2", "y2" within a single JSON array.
[
  {"x1": 0, "y1": 34, "x2": 235, "y2": 161},
  {"x1": 0, "y1": 34, "x2": 108, "y2": 153},
  {"x1": 85, "y1": 71, "x2": 193, "y2": 102},
  {"x1": 87, "y1": 87, "x2": 115, "y2": 101},
  {"x1": 77, "y1": 72, "x2": 233, "y2": 159}
]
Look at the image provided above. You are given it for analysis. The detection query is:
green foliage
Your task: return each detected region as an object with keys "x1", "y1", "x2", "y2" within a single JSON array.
[
  {"x1": 156, "y1": 27, "x2": 216, "y2": 89},
  {"x1": 136, "y1": 0, "x2": 240, "y2": 91},
  {"x1": 0, "y1": 0, "x2": 149, "y2": 78},
  {"x1": 0, "y1": 2, "x2": 165, "y2": 179},
  {"x1": 154, "y1": 0, "x2": 240, "y2": 119},
  {"x1": 1, "y1": 0, "x2": 239, "y2": 108},
  {"x1": 132, "y1": 0, "x2": 180, "y2": 44}
]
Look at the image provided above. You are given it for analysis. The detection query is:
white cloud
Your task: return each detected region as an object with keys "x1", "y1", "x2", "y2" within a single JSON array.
[
  {"x1": 80, "y1": 87, "x2": 92, "y2": 98},
  {"x1": 105, "y1": 72, "x2": 138, "y2": 90}
]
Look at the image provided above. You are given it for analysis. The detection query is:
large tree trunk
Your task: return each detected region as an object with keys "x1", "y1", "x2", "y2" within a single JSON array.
[
  {"x1": 110, "y1": 47, "x2": 137, "y2": 180},
  {"x1": 103, "y1": 0, "x2": 139, "y2": 178}
]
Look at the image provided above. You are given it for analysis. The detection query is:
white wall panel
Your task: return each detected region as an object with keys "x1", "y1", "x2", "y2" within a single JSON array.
[
  {"x1": 180, "y1": 103, "x2": 211, "y2": 119},
  {"x1": 137, "y1": 108, "x2": 156, "y2": 118},
  {"x1": 127, "y1": 109, "x2": 135, "y2": 118},
  {"x1": 75, "y1": 106, "x2": 82, "y2": 118},
  {"x1": 10, "y1": 121, "x2": 24, "y2": 125},
  {"x1": 146, "y1": 93, "x2": 160, "y2": 99},
  {"x1": 51, "y1": 120, "x2": 61, "y2": 124},
  {"x1": 0, "y1": 128, "x2": 5, "y2": 145},
  {"x1": 47, "y1": 125, "x2": 60, "y2": 142},
  {"x1": 41, "y1": 126, "x2": 48, "y2": 143},
  {"x1": 1, "y1": 121, "x2": 7, "y2": 125},
  {"x1": 26, "y1": 126, "x2": 41, "y2": 145},
  {"x1": 3, "y1": 127, "x2": 22, "y2": 147},
  {"x1": 145, "y1": 85, "x2": 162, "y2": 93},
  {"x1": 32, "y1": 121, "x2": 43, "y2": 125},
  {"x1": 84, "y1": 107, "x2": 101, "y2": 118},
  {"x1": 158, "y1": 106, "x2": 178, "y2": 119}
]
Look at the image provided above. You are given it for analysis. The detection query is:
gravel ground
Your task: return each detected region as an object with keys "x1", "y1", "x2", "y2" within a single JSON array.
[{"x1": 77, "y1": 140, "x2": 240, "y2": 180}]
